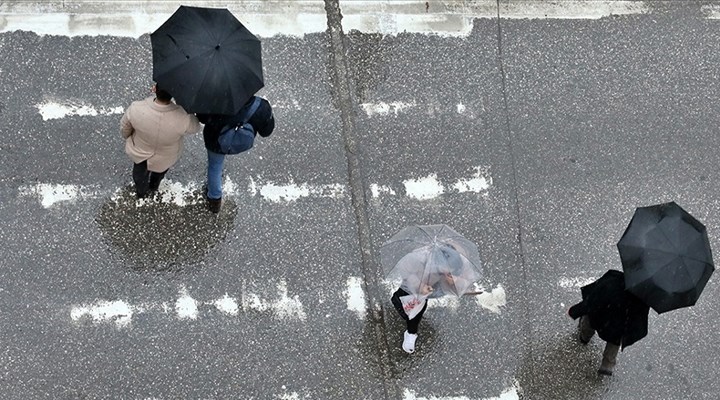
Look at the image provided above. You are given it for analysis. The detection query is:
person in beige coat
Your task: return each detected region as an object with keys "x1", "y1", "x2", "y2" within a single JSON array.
[{"x1": 120, "y1": 85, "x2": 201, "y2": 198}]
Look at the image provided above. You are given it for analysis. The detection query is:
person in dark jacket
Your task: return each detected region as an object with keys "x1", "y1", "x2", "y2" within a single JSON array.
[
  {"x1": 197, "y1": 95, "x2": 274, "y2": 213},
  {"x1": 568, "y1": 269, "x2": 650, "y2": 376}
]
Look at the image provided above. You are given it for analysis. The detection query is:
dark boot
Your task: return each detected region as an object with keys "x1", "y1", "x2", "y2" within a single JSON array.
[
  {"x1": 208, "y1": 197, "x2": 222, "y2": 213},
  {"x1": 148, "y1": 169, "x2": 168, "y2": 192},
  {"x1": 578, "y1": 316, "x2": 594, "y2": 345}
]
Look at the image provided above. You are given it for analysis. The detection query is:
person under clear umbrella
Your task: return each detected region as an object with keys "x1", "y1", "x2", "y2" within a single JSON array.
[
  {"x1": 390, "y1": 246, "x2": 464, "y2": 354},
  {"x1": 567, "y1": 269, "x2": 650, "y2": 376}
]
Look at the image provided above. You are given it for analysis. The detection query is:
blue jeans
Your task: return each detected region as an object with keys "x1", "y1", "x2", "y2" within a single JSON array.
[{"x1": 207, "y1": 150, "x2": 226, "y2": 200}]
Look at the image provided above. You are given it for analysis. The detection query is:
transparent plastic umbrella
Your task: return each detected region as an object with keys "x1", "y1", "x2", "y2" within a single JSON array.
[{"x1": 381, "y1": 224, "x2": 483, "y2": 298}]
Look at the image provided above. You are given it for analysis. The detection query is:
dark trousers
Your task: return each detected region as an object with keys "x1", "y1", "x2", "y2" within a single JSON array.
[
  {"x1": 391, "y1": 288, "x2": 427, "y2": 334},
  {"x1": 579, "y1": 316, "x2": 620, "y2": 371},
  {"x1": 132, "y1": 161, "x2": 168, "y2": 198}
]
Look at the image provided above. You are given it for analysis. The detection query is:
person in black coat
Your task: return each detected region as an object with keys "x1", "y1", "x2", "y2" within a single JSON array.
[
  {"x1": 568, "y1": 269, "x2": 650, "y2": 376},
  {"x1": 197, "y1": 96, "x2": 274, "y2": 213}
]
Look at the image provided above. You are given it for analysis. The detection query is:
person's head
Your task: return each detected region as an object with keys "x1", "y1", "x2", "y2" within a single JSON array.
[
  {"x1": 153, "y1": 83, "x2": 173, "y2": 103},
  {"x1": 439, "y1": 246, "x2": 464, "y2": 276}
]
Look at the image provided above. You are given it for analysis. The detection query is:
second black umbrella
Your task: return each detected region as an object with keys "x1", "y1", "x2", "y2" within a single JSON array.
[
  {"x1": 617, "y1": 202, "x2": 714, "y2": 314},
  {"x1": 151, "y1": 6, "x2": 264, "y2": 115}
]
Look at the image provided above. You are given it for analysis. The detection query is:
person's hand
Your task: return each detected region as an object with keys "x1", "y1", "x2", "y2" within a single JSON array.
[{"x1": 420, "y1": 285, "x2": 433, "y2": 295}]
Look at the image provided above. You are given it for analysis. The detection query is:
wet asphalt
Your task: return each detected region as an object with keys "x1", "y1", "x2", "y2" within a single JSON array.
[{"x1": 1, "y1": 1, "x2": 720, "y2": 399}]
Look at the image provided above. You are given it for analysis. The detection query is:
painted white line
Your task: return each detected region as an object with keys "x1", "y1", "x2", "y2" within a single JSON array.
[
  {"x1": 18, "y1": 183, "x2": 103, "y2": 208},
  {"x1": 0, "y1": 4, "x2": 329, "y2": 38},
  {"x1": 277, "y1": 392, "x2": 309, "y2": 400},
  {"x1": 404, "y1": 174, "x2": 445, "y2": 200},
  {"x1": 176, "y1": 287, "x2": 199, "y2": 320},
  {"x1": 402, "y1": 381, "x2": 521, "y2": 400},
  {"x1": 453, "y1": 167, "x2": 492, "y2": 193},
  {"x1": 427, "y1": 284, "x2": 506, "y2": 314},
  {"x1": 1, "y1": 1, "x2": 651, "y2": 38},
  {"x1": 500, "y1": 1, "x2": 649, "y2": 20},
  {"x1": 214, "y1": 294, "x2": 240, "y2": 316},
  {"x1": 35, "y1": 100, "x2": 123, "y2": 121},
  {"x1": 360, "y1": 102, "x2": 481, "y2": 117},
  {"x1": 250, "y1": 179, "x2": 346, "y2": 203},
  {"x1": 558, "y1": 277, "x2": 596, "y2": 289},
  {"x1": 70, "y1": 300, "x2": 134, "y2": 328},
  {"x1": 243, "y1": 281, "x2": 307, "y2": 321},
  {"x1": 381, "y1": 279, "x2": 506, "y2": 315},
  {"x1": 18, "y1": 180, "x2": 233, "y2": 208},
  {"x1": 37, "y1": 98, "x2": 478, "y2": 120},
  {"x1": 21, "y1": 167, "x2": 491, "y2": 208},
  {"x1": 360, "y1": 101, "x2": 484, "y2": 119},
  {"x1": 277, "y1": 386, "x2": 311, "y2": 400},
  {"x1": 345, "y1": 277, "x2": 367, "y2": 319},
  {"x1": 402, "y1": 169, "x2": 492, "y2": 200},
  {"x1": 361, "y1": 101, "x2": 416, "y2": 116},
  {"x1": 703, "y1": 5, "x2": 720, "y2": 19},
  {"x1": 70, "y1": 282, "x2": 306, "y2": 327},
  {"x1": 370, "y1": 184, "x2": 397, "y2": 198}
]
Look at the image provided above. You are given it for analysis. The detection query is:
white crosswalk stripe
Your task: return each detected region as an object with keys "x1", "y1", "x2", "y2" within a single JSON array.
[{"x1": 18, "y1": 166, "x2": 492, "y2": 208}]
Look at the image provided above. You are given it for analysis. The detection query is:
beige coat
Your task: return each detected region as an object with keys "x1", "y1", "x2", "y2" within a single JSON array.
[{"x1": 120, "y1": 97, "x2": 201, "y2": 172}]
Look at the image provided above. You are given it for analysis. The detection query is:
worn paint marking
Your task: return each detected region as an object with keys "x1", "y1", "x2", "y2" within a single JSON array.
[
  {"x1": 70, "y1": 300, "x2": 134, "y2": 328},
  {"x1": 404, "y1": 174, "x2": 445, "y2": 200},
  {"x1": 345, "y1": 277, "x2": 367, "y2": 319},
  {"x1": 35, "y1": 100, "x2": 123, "y2": 120},
  {"x1": 402, "y1": 380, "x2": 521, "y2": 399},
  {"x1": 22, "y1": 167, "x2": 491, "y2": 207},
  {"x1": 558, "y1": 277, "x2": 596, "y2": 288},
  {"x1": 70, "y1": 282, "x2": 306, "y2": 327}
]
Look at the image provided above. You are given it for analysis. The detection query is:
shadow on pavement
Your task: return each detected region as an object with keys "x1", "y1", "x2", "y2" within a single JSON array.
[
  {"x1": 517, "y1": 330, "x2": 611, "y2": 400},
  {"x1": 95, "y1": 186, "x2": 237, "y2": 271},
  {"x1": 358, "y1": 302, "x2": 440, "y2": 382}
]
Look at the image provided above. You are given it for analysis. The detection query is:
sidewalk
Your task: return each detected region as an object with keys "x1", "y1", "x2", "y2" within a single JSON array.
[{"x1": 0, "y1": 0, "x2": 658, "y2": 38}]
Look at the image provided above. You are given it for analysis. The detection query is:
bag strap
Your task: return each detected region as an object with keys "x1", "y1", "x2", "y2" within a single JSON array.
[{"x1": 241, "y1": 97, "x2": 262, "y2": 125}]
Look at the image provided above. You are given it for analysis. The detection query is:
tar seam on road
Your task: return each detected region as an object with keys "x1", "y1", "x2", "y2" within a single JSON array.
[
  {"x1": 496, "y1": 0, "x2": 534, "y2": 388},
  {"x1": 323, "y1": 1, "x2": 400, "y2": 399}
]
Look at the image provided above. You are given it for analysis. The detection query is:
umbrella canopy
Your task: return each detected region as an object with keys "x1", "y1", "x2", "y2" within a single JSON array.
[
  {"x1": 151, "y1": 6, "x2": 264, "y2": 115},
  {"x1": 617, "y1": 202, "x2": 715, "y2": 313},
  {"x1": 380, "y1": 225, "x2": 483, "y2": 298}
]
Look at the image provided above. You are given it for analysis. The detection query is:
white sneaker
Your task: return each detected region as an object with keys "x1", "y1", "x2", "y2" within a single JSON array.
[{"x1": 402, "y1": 331, "x2": 418, "y2": 354}]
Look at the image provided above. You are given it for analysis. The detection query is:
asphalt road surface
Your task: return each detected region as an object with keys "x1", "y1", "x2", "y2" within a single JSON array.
[{"x1": 1, "y1": 1, "x2": 719, "y2": 399}]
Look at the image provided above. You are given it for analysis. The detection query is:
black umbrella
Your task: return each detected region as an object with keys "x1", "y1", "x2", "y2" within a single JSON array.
[
  {"x1": 617, "y1": 202, "x2": 715, "y2": 313},
  {"x1": 151, "y1": 6, "x2": 264, "y2": 115}
]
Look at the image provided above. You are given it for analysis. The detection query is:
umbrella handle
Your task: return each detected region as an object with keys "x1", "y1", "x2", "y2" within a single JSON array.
[{"x1": 463, "y1": 291, "x2": 485, "y2": 296}]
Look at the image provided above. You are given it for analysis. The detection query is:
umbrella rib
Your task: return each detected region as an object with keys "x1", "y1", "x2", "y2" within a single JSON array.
[
  {"x1": 618, "y1": 243, "x2": 686, "y2": 259},
  {"x1": 188, "y1": 52, "x2": 216, "y2": 110},
  {"x1": 380, "y1": 238, "x2": 429, "y2": 248},
  {"x1": 655, "y1": 218, "x2": 683, "y2": 256},
  {"x1": 190, "y1": 7, "x2": 224, "y2": 48},
  {"x1": 417, "y1": 226, "x2": 438, "y2": 243}
]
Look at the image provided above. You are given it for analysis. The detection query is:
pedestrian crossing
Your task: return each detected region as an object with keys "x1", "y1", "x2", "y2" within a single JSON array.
[
  {"x1": 18, "y1": 166, "x2": 492, "y2": 209},
  {"x1": 68, "y1": 279, "x2": 506, "y2": 328}
]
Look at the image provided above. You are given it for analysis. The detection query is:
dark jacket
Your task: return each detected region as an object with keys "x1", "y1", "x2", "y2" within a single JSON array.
[
  {"x1": 197, "y1": 96, "x2": 275, "y2": 153},
  {"x1": 568, "y1": 270, "x2": 650, "y2": 349}
]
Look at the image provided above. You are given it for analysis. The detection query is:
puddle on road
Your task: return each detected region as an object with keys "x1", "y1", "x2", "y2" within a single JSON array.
[{"x1": 95, "y1": 186, "x2": 237, "y2": 271}]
